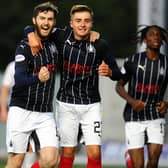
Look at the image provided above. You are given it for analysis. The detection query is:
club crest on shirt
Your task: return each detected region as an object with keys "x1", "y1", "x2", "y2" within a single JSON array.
[
  {"x1": 87, "y1": 44, "x2": 95, "y2": 53},
  {"x1": 121, "y1": 66, "x2": 126, "y2": 74},
  {"x1": 50, "y1": 43, "x2": 58, "y2": 55},
  {"x1": 160, "y1": 67, "x2": 164, "y2": 75}
]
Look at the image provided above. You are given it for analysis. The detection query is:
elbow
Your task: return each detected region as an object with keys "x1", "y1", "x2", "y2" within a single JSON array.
[
  {"x1": 115, "y1": 82, "x2": 120, "y2": 94},
  {"x1": 111, "y1": 69, "x2": 123, "y2": 81}
]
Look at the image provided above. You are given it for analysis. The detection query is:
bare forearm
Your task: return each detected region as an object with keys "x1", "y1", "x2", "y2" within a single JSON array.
[
  {"x1": 0, "y1": 86, "x2": 9, "y2": 108},
  {"x1": 0, "y1": 86, "x2": 9, "y2": 121},
  {"x1": 116, "y1": 81, "x2": 134, "y2": 105}
]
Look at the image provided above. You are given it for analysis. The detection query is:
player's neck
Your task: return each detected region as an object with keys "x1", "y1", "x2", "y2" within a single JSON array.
[
  {"x1": 34, "y1": 31, "x2": 49, "y2": 41},
  {"x1": 146, "y1": 48, "x2": 159, "y2": 61},
  {"x1": 73, "y1": 34, "x2": 89, "y2": 41}
]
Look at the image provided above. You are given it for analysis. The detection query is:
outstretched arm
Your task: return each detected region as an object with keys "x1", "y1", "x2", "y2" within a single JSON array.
[
  {"x1": 28, "y1": 32, "x2": 43, "y2": 55},
  {"x1": 89, "y1": 31, "x2": 100, "y2": 42},
  {"x1": 24, "y1": 25, "x2": 43, "y2": 56}
]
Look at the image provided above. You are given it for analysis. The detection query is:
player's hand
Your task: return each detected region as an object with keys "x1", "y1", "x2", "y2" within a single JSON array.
[
  {"x1": 89, "y1": 31, "x2": 100, "y2": 42},
  {"x1": 157, "y1": 101, "x2": 168, "y2": 116},
  {"x1": 28, "y1": 32, "x2": 43, "y2": 56},
  {"x1": 132, "y1": 99, "x2": 146, "y2": 112},
  {"x1": 38, "y1": 66, "x2": 50, "y2": 82},
  {"x1": 98, "y1": 62, "x2": 112, "y2": 76}
]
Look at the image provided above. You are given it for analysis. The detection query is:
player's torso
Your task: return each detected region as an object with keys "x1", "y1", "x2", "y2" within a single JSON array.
[
  {"x1": 11, "y1": 40, "x2": 58, "y2": 112},
  {"x1": 125, "y1": 52, "x2": 168, "y2": 121},
  {"x1": 57, "y1": 35, "x2": 101, "y2": 104}
]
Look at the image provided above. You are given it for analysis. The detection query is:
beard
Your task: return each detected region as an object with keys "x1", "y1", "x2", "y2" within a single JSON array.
[{"x1": 34, "y1": 24, "x2": 52, "y2": 40}]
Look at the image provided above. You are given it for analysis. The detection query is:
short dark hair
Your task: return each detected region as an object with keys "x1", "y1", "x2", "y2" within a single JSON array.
[
  {"x1": 33, "y1": 1, "x2": 59, "y2": 18},
  {"x1": 70, "y1": 4, "x2": 93, "y2": 18}
]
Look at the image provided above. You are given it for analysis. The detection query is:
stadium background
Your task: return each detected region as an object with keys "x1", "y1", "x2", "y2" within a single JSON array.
[{"x1": 0, "y1": 0, "x2": 168, "y2": 167}]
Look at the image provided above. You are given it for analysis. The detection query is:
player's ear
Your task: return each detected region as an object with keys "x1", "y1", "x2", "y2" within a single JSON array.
[
  {"x1": 143, "y1": 38, "x2": 147, "y2": 44},
  {"x1": 70, "y1": 20, "x2": 73, "y2": 28},
  {"x1": 32, "y1": 17, "x2": 36, "y2": 25},
  {"x1": 53, "y1": 20, "x2": 56, "y2": 26}
]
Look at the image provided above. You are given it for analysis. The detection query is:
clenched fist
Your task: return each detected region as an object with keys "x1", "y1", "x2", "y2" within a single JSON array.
[
  {"x1": 132, "y1": 99, "x2": 146, "y2": 112},
  {"x1": 38, "y1": 66, "x2": 50, "y2": 82},
  {"x1": 98, "y1": 62, "x2": 112, "y2": 77}
]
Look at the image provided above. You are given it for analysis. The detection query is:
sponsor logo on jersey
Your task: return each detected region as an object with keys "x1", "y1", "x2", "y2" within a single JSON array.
[
  {"x1": 15, "y1": 54, "x2": 25, "y2": 62},
  {"x1": 87, "y1": 44, "x2": 95, "y2": 53},
  {"x1": 64, "y1": 60, "x2": 91, "y2": 75},
  {"x1": 137, "y1": 83, "x2": 160, "y2": 94},
  {"x1": 50, "y1": 43, "x2": 58, "y2": 55},
  {"x1": 160, "y1": 67, "x2": 164, "y2": 75}
]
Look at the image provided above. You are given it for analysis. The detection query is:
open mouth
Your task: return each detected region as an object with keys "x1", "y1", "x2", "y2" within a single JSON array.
[
  {"x1": 41, "y1": 26, "x2": 50, "y2": 31},
  {"x1": 153, "y1": 42, "x2": 161, "y2": 46}
]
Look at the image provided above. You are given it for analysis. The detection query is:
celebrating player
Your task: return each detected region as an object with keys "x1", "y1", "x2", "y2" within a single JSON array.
[
  {"x1": 6, "y1": 2, "x2": 59, "y2": 168},
  {"x1": 26, "y1": 4, "x2": 122, "y2": 168},
  {"x1": 116, "y1": 25, "x2": 168, "y2": 168}
]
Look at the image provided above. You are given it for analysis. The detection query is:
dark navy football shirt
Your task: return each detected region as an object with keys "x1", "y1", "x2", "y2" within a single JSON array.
[
  {"x1": 123, "y1": 52, "x2": 168, "y2": 121},
  {"x1": 51, "y1": 27, "x2": 122, "y2": 104},
  {"x1": 10, "y1": 38, "x2": 58, "y2": 112}
]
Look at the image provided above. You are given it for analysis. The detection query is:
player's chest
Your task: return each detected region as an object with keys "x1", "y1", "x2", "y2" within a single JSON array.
[
  {"x1": 63, "y1": 42, "x2": 98, "y2": 66},
  {"x1": 134, "y1": 59, "x2": 167, "y2": 84}
]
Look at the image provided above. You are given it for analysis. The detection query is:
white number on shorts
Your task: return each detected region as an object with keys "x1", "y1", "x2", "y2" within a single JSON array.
[{"x1": 160, "y1": 123, "x2": 164, "y2": 134}]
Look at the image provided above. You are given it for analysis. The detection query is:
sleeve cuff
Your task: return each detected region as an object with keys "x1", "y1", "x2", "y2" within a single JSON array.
[{"x1": 24, "y1": 25, "x2": 34, "y2": 36}]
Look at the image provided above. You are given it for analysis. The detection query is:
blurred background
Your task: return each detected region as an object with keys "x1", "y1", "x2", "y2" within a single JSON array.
[
  {"x1": 0, "y1": 0, "x2": 138, "y2": 69},
  {"x1": 0, "y1": 0, "x2": 168, "y2": 166}
]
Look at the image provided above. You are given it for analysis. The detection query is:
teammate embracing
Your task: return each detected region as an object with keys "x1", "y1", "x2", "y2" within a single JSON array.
[
  {"x1": 54, "y1": 5, "x2": 122, "y2": 168},
  {"x1": 26, "y1": 4, "x2": 122, "y2": 168},
  {"x1": 6, "y1": 2, "x2": 59, "y2": 168}
]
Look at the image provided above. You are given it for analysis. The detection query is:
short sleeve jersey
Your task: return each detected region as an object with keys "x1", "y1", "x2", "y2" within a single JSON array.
[
  {"x1": 123, "y1": 52, "x2": 168, "y2": 121},
  {"x1": 2, "y1": 61, "x2": 15, "y2": 87}
]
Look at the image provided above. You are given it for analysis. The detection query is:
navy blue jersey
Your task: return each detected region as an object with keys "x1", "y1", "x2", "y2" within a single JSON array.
[
  {"x1": 51, "y1": 27, "x2": 122, "y2": 104},
  {"x1": 123, "y1": 52, "x2": 168, "y2": 121},
  {"x1": 10, "y1": 38, "x2": 58, "y2": 112}
]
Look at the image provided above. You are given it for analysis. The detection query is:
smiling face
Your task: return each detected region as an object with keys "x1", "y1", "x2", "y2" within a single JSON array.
[
  {"x1": 70, "y1": 11, "x2": 93, "y2": 40},
  {"x1": 33, "y1": 10, "x2": 56, "y2": 40},
  {"x1": 144, "y1": 27, "x2": 162, "y2": 50}
]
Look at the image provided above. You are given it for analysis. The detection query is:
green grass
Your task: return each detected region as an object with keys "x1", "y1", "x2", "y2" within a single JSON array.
[
  {"x1": 74, "y1": 165, "x2": 124, "y2": 168},
  {"x1": 0, "y1": 163, "x2": 123, "y2": 168},
  {"x1": 0, "y1": 162, "x2": 167, "y2": 168},
  {"x1": 0, "y1": 160, "x2": 6, "y2": 168},
  {"x1": 73, "y1": 165, "x2": 167, "y2": 168},
  {"x1": 0, "y1": 160, "x2": 124, "y2": 168},
  {"x1": 74, "y1": 165, "x2": 125, "y2": 168}
]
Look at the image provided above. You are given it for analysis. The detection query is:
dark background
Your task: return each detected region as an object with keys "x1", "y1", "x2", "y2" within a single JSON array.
[{"x1": 0, "y1": 0, "x2": 137, "y2": 70}]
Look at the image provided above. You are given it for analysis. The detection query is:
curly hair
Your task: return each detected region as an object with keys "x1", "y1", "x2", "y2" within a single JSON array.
[{"x1": 132, "y1": 25, "x2": 168, "y2": 45}]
